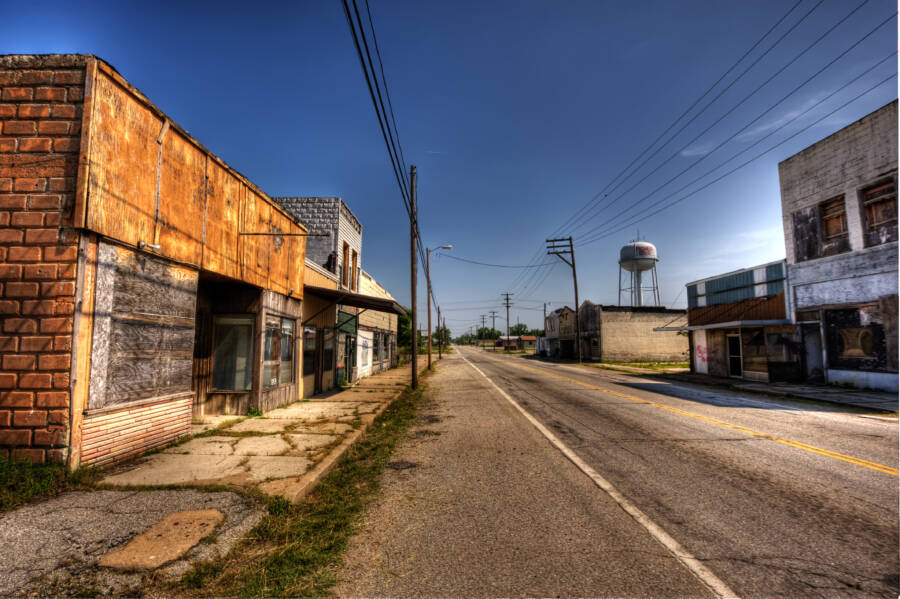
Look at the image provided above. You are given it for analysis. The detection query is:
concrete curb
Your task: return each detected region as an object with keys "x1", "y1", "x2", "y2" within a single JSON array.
[{"x1": 257, "y1": 364, "x2": 432, "y2": 503}]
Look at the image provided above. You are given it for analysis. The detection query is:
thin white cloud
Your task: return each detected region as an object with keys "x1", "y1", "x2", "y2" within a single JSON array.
[
  {"x1": 680, "y1": 141, "x2": 717, "y2": 157},
  {"x1": 736, "y1": 93, "x2": 828, "y2": 142}
]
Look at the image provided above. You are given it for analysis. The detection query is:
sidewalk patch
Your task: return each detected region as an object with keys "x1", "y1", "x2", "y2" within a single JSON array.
[{"x1": 99, "y1": 509, "x2": 225, "y2": 570}]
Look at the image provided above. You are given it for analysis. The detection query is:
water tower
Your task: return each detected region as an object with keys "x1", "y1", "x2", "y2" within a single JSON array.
[{"x1": 618, "y1": 241, "x2": 661, "y2": 307}]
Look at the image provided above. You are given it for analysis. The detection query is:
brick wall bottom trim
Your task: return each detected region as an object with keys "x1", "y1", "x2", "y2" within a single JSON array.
[{"x1": 80, "y1": 394, "x2": 192, "y2": 467}]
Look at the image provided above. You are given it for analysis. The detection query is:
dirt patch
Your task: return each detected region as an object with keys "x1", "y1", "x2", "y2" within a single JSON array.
[{"x1": 386, "y1": 461, "x2": 419, "y2": 471}]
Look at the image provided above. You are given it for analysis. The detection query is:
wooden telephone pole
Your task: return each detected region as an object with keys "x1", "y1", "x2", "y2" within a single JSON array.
[
  {"x1": 547, "y1": 237, "x2": 581, "y2": 363},
  {"x1": 410, "y1": 165, "x2": 418, "y2": 389}
]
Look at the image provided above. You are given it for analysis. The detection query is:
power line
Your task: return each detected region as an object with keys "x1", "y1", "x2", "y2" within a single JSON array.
[
  {"x1": 341, "y1": 0, "x2": 411, "y2": 214},
  {"x1": 551, "y1": 0, "x2": 811, "y2": 238},
  {"x1": 507, "y1": 0, "x2": 814, "y2": 299},
  {"x1": 576, "y1": 19, "x2": 898, "y2": 241},
  {"x1": 578, "y1": 70, "x2": 897, "y2": 246},
  {"x1": 571, "y1": 0, "x2": 878, "y2": 237},
  {"x1": 437, "y1": 254, "x2": 557, "y2": 268}
]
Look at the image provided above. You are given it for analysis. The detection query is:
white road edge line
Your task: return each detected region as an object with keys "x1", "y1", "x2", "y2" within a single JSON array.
[{"x1": 457, "y1": 348, "x2": 738, "y2": 599}]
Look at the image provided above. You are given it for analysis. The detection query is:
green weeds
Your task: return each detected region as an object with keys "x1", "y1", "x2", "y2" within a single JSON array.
[
  {"x1": 0, "y1": 456, "x2": 99, "y2": 514},
  {"x1": 171, "y1": 377, "x2": 429, "y2": 597}
]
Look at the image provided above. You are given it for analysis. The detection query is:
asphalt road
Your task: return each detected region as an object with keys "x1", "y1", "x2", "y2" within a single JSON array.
[{"x1": 336, "y1": 348, "x2": 898, "y2": 598}]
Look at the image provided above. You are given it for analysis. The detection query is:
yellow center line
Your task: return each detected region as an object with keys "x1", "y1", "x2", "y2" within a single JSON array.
[{"x1": 480, "y1": 354, "x2": 898, "y2": 477}]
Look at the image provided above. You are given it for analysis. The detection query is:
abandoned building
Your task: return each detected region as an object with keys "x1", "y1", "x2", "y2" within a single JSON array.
[
  {"x1": 275, "y1": 197, "x2": 402, "y2": 394},
  {"x1": 672, "y1": 260, "x2": 799, "y2": 382},
  {"x1": 357, "y1": 269, "x2": 399, "y2": 377},
  {"x1": 780, "y1": 101, "x2": 897, "y2": 391},
  {"x1": 0, "y1": 55, "x2": 314, "y2": 466},
  {"x1": 541, "y1": 302, "x2": 687, "y2": 362},
  {"x1": 0, "y1": 56, "x2": 404, "y2": 467},
  {"x1": 542, "y1": 306, "x2": 574, "y2": 358},
  {"x1": 577, "y1": 301, "x2": 687, "y2": 362}
]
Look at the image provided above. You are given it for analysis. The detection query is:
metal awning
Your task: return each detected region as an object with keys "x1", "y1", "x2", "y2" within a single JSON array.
[
  {"x1": 654, "y1": 319, "x2": 792, "y2": 332},
  {"x1": 304, "y1": 285, "x2": 406, "y2": 316}
]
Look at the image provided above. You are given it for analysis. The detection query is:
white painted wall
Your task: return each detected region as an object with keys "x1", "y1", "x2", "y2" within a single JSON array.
[
  {"x1": 692, "y1": 329, "x2": 709, "y2": 375},
  {"x1": 356, "y1": 330, "x2": 373, "y2": 378}
]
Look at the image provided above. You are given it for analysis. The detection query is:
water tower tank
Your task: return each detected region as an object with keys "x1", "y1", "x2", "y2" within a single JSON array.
[{"x1": 619, "y1": 241, "x2": 658, "y2": 272}]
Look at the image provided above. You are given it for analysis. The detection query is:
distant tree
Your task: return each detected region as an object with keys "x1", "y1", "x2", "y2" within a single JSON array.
[
  {"x1": 477, "y1": 327, "x2": 501, "y2": 340},
  {"x1": 528, "y1": 328, "x2": 544, "y2": 337},
  {"x1": 509, "y1": 323, "x2": 529, "y2": 336}
]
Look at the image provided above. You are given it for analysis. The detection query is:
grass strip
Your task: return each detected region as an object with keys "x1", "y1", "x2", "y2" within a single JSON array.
[
  {"x1": 172, "y1": 376, "x2": 429, "y2": 598},
  {"x1": 0, "y1": 456, "x2": 98, "y2": 514}
]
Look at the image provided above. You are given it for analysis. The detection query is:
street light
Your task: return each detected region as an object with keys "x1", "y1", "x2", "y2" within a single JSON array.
[{"x1": 426, "y1": 244, "x2": 452, "y2": 368}]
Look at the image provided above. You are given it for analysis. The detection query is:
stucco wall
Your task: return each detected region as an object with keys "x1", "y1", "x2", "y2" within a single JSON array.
[{"x1": 599, "y1": 310, "x2": 689, "y2": 362}]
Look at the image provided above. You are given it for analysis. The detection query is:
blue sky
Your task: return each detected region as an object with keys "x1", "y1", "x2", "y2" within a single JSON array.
[{"x1": 3, "y1": 0, "x2": 896, "y2": 334}]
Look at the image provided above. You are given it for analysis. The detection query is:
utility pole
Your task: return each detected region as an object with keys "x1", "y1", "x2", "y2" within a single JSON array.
[
  {"x1": 489, "y1": 310, "x2": 497, "y2": 334},
  {"x1": 480, "y1": 314, "x2": 487, "y2": 347},
  {"x1": 437, "y1": 305, "x2": 442, "y2": 360},
  {"x1": 547, "y1": 237, "x2": 581, "y2": 363},
  {"x1": 410, "y1": 165, "x2": 418, "y2": 389},
  {"x1": 502, "y1": 293, "x2": 513, "y2": 351},
  {"x1": 543, "y1": 302, "x2": 547, "y2": 330},
  {"x1": 426, "y1": 249, "x2": 432, "y2": 370}
]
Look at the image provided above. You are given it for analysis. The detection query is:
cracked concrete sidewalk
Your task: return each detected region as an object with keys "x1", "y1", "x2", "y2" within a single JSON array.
[
  {"x1": 100, "y1": 362, "x2": 421, "y2": 501},
  {"x1": 0, "y1": 361, "x2": 429, "y2": 597}
]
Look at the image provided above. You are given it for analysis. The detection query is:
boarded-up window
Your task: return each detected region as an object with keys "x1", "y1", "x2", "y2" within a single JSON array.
[
  {"x1": 792, "y1": 206, "x2": 820, "y2": 262},
  {"x1": 342, "y1": 243, "x2": 350, "y2": 287},
  {"x1": 861, "y1": 179, "x2": 898, "y2": 247},
  {"x1": 818, "y1": 196, "x2": 850, "y2": 258},
  {"x1": 821, "y1": 197, "x2": 847, "y2": 239},
  {"x1": 89, "y1": 243, "x2": 198, "y2": 410},
  {"x1": 351, "y1": 250, "x2": 358, "y2": 291},
  {"x1": 825, "y1": 307, "x2": 888, "y2": 372}
]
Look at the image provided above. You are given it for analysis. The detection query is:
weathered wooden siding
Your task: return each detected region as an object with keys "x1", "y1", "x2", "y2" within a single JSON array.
[
  {"x1": 76, "y1": 60, "x2": 305, "y2": 298},
  {"x1": 88, "y1": 242, "x2": 197, "y2": 410}
]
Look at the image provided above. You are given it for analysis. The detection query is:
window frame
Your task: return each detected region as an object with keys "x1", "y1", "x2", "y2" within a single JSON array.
[
  {"x1": 263, "y1": 315, "x2": 296, "y2": 389},
  {"x1": 211, "y1": 314, "x2": 255, "y2": 392},
  {"x1": 860, "y1": 177, "x2": 898, "y2": 247},
  {"x1": 819, "y1": 196, "x2": 847, "y2": 241}
]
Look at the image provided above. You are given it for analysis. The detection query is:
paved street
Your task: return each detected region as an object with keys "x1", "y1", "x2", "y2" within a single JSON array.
[{"x1": 336, "y1": 347, "x2": 899, "y2": 598}]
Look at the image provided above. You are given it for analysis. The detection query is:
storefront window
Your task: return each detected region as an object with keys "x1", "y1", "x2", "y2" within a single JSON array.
[
  {"x1": 212, "y1": 316, "x2": 254, "y2": 391},
  {"x1": 825, "y1": 308, "x2": 887, "y2": 371},
  {"x1": 263, "y1": 316, "x2": 295, "y2": 388},
  {"x1": 303, "y1": 327, "x2": 316, "y2": 377}
]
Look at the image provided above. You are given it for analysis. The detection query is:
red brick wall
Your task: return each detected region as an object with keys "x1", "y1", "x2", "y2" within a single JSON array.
[{"x1": 0, "y1": 56, "x2": 86, "y2": 463}]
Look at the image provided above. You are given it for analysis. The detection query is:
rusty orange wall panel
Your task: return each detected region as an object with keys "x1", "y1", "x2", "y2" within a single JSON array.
[
  {"x1": 203, "y1": 159, "x2": 241, "y2": 279},
  {"x1": 288, "y1": 221, "x2": 305, "y2": 299},
  {"x1": 85, "y1": 68, "x2": 158, "y2": 249},
  {"x1": 240, "y1": 188, "x2": 264, "y2": 287},
  {"x1": 156, "y1": 128, "x2": 204, "y2": 266},
  {"x1": 267, "y1": 211, "x2": 290, "y2": 296}
]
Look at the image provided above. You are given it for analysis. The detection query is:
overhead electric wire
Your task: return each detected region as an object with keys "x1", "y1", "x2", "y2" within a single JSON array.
[
  {"x1": 550, "y1": 0, "x2": 809, "y2": 238},
  {"x1": 341, "y1": 0, "x2": 411, "y2": 214},
  {"x1": 350, "y1": 0, "x2": 410, "y2": 203},
  {"x1": 505, "y1": 0, "x2": 812, "y2": 299},
  {"x1": 437, "y1": 254, "x2": 557, "y2": 268},
  {"x1": 575, "y1": 17, "x2": 897, "y2": 240},
  {"x1": 571, "y1": 0, "x2": 875, "y2": 236},
  {"x1": 364, "y1": 0, "x2": 407, "y2": 177},
  {"x1": 578, "y1": 70, "x2": 897, "y2": 246}
]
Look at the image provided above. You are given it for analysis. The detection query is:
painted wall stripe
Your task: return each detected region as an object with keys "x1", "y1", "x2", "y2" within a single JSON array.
[{"x1": 458, "y1": 349, "x2": 738, "y2": 598}]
